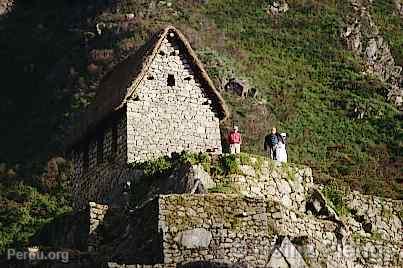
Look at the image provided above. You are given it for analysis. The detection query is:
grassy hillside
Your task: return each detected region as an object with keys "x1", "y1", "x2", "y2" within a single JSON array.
[{"x1": 0, "y1": 0, "x2": 402, "y2": 251}]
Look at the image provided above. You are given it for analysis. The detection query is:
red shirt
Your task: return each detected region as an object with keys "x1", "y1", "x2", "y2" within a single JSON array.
[{"x1": 228, "y1": 131, "x2": 241, "y2": 144}]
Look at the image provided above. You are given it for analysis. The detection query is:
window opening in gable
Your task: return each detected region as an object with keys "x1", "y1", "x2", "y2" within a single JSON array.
[{"x1": 167, "y1": 74, "x2": 175, "y2": 87}]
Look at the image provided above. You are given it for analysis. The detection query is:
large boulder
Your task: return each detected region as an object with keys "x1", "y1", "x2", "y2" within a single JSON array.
[
  {"x1": 305, "y1": 188, "x2": 340, "y2": 222},
  {"x1": 174, "y1": 228, "x2": 212, "y2": 249},
  {"x1": 163, "y1": 163, "x2": 215, "y2": 194}
]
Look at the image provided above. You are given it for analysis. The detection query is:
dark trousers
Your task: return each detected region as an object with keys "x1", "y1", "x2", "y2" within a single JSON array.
[{"x1": 267, "y1": 146, "x2": 276, "y2": 160}]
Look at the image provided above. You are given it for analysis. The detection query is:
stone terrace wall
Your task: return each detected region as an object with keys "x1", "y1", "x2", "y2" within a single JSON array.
[
  {"x1": 69, "y1": 110, "x2": 129, "y2": 209},
  {"x1": 126, "y1": 35, "x2": 222, "y2": 162},
  {"x1": 159, "y1": 194, "x2": 274, "y2": 267},
  {"x1": 273, "y1": 200, "x2": 402, "y2": 267},
  {"x1": 228, "y1": 161, "x2": 314, "y2": 213},
  {"x1": 217, "y1": 157, "x2": 402, "y2": 247},
  {"x1": 344, "y1": 191, "x2": 402, "y2": 243},
  {"x1": 158, "y1": 194, "x2": 403, "y2": 268}
]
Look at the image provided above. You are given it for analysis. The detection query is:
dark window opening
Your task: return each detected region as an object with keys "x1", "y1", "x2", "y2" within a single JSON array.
[
  {"x1": 147, "y1": 75, "x2": 154, "y2": 80},
  {"x1": 184, "y1": 76, "x2": 192, "y2": 81},
  {"x1": 170, "y1": 51, "x2": 176, "y2": 56},
  {"x1": 83, "y1": 143, "x2": 89, "y2": 172},
  {"x1": 112, "y1": 123, "x2": 118, "y2": 155},
  {"x1": 97, "y1": 133, "x2": 104, "y2": 164},
  {"x1": 159, "y1": 50, "x2": 165, "y2": 56},
  {"x1": 167, "y1": 74, "x2": 175, "y2": 87}
]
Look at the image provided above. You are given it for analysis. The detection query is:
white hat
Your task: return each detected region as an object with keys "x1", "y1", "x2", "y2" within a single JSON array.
[
  {"x1": 234, "y1": 126, "x2": 239, "y2": 131},
  {"x1": 280, "y1": 133, "x2": 286, "y2": 137}
]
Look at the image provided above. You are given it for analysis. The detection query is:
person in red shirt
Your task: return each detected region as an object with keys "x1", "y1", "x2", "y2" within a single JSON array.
[{"x1": 228, "y1": 126, "x2": 241, "y2": 154}]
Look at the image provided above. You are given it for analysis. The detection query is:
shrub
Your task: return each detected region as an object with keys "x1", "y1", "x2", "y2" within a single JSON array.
[
  {"x1": 322, "y1": 181, "x2": 350, "y2": 216},
  {"x1": 220, "y1": 154, "x2": 240, "y2": 175},
  {"x1": 132, "y1": 156, "x2": 173, "y2": 178}
]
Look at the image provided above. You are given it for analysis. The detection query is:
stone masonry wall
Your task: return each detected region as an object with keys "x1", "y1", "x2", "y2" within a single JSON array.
[
  {"x1": 159, "y1": 194, "x2": 275, "y2": 267},
  {"x1": 102, "y1": 157, "x2": 402, "y2": 267},
  {"x1": 158, "y1": 194, "x2": 402, "y2": 268},
  {"x1": 70, "y1": 110, "x2": 129, "y2": 208},
  {"x1": 88, "y1": 202, "x2": 109, "y2": 252},
  {"x1": 344, "y1": 191, "x2": 402, "y2": 243},
  {"x1": 215, "y1": 157, "x2": 402, "y2": 247},
  {"x1": 126, "y1": 35, "x2": 222, "y2": 162},
  {"x1": 230, "y1": 161, "x2": 314, "y2": 213}
]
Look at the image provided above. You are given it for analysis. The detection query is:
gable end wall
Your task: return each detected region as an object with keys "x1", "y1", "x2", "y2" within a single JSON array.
[{"x1": 126, "y1": 36, "x2": 222, "y2": 162}]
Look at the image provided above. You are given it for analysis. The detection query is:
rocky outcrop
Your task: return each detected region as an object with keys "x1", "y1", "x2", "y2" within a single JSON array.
[
  {"x1": 0, "y1": 0, "x2": 13, "y2": 16},
  {"x1": 224, "y1": 79, "x2": 249, "y2": 98},
  {"x1": 266, "y1": 0, "x2": 289, "y2": 16},
  {"x1": 394, "y1": 0, "x2": 403, "y2": 17},
  {"x1": 342, "y1": 0, "x2": 403, "y2": 107}
]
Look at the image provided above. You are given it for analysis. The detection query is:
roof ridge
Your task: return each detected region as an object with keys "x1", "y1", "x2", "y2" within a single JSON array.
[{"x1": 66, "y1": 25, "x2": 228, "y2": 149}]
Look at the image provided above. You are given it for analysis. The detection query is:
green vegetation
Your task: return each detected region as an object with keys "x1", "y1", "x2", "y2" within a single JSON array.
[
  {"x1": 239, "y1": 153, "x2": 253, "y2": 166},
  {"x1": 129, "y1": 152, "x2": 245, "y2": 201},
  {"x1": 219, "y1": 154, "x2": 241, "y2": 175},
  {"x1": 128, "y1": 151, "x2": 213, "y2": 206},
  {"x1": 130, "y1": 151, "x2": 212, "y2": 178},
  {"x1": 0, "y1": 180, "x2": 71, "y2": 253},
  {"x1": 281, "y1": 162, "x2": 297, "y2": 181},
  {"x1": 0, "y1": 0, "x2": 402, "y2": 252},
  {"x1": 208, "y1": 181, "x2": 239, "y2": 194},
  {"x1": 201, "y1": 0, "x2": 402, "y2": 198},
  {"x1": 372, "y1": 0, "x2": 403, "y2": 66},
  {"x1": 322, "y1": 180, "x2": 350, "y2": 216}
]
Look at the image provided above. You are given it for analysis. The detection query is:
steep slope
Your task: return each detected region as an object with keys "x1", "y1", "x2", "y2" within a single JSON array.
[{"x1": 0, "y1": 0, "x2": 402, "y2": 252}]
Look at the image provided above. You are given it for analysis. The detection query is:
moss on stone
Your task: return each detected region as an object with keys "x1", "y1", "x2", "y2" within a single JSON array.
[
  {"x1": 371, "y1": 231, "x2": 383, "y2": 241},
  {"x1": 239, "y1": 153, "x2": 253, "y2": 166},
  {"x1": 219, "y1": 154, "x2": 240, "y2": 175},
  {"x1": 281, "y1": 162, "x2": 297, "y2": 181},
  {"x1": 209, "y1": 183, "x2": 239, "y2": 194}
]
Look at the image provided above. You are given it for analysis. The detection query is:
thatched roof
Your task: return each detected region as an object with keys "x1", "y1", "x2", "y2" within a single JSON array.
[{"x1": 67, "y1": 25, "x2": 229, "y2": 149}]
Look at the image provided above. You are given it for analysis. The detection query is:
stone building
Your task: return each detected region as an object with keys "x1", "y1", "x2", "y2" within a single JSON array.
[{"x1": 67, "y1": 26, "x2": 228, "y2": 208}]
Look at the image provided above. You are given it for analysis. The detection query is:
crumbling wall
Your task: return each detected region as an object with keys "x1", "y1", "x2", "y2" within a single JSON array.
[{"x1": 215, "y1": 157, "x2": 402, "y2": 248}]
